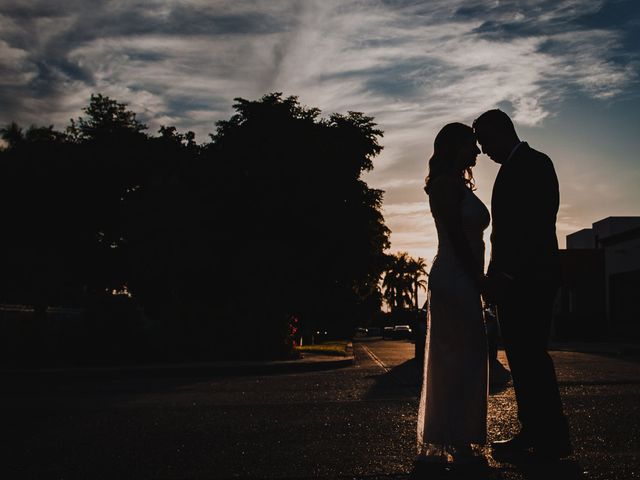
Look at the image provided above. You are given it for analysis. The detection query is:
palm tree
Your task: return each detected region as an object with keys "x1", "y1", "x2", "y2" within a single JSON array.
[
  {"x1": 407, "y1": 257, "x2": 428, "y2": 310},
  {"x1": 382, "y1": 253, "x2": 428, "y2": 312},
  {"x1": 382, "y1": 252, "x2": 412, "y2": 311}
]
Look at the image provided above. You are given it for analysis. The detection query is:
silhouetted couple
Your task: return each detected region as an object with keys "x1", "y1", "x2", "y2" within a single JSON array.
[{"x1": 416, "y1": 110, "x2": 572, "y2": 467}]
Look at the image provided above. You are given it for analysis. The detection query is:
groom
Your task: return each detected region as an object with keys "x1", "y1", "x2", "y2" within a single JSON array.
[{"x1": 473, "y1": 109, "x2": 572, "y2": 459}]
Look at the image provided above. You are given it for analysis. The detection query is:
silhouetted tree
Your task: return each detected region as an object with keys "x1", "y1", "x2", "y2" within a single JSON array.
[
  {"x1": 66, "y1": 94, "x2": 147, "y2": 142},
  {"x1": 201, "y1": 93, "x2": 389, "y2": 355},
  {"x1": 0, "y1": 95, "x2": 152, "y2": 364},
  {"x1": 0, "y1": 92, "x2": 390, "y2": 363},
  {"x1": 408, "y1": 257, "x2": 428, "y2": 310},
  {"x1": 383, "y1": 252, "x2": 412, "y2": 311},
  {"x1": 383, "y1": 252, "x2": 427, "y2": 312}
]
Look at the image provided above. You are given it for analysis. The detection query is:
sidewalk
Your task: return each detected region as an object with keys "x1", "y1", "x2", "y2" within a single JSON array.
[{"x1": 0, "y1": 343, "x2": 355, "y2": 378}]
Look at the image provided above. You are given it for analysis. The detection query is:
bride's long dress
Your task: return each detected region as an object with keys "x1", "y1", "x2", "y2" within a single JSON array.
[{"x1": 417, "y1": 187, "x2": 490, "y2": 455}]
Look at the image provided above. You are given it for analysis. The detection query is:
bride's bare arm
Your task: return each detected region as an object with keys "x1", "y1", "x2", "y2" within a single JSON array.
[{"x1": 428, "y1": 176, "x2": 483, "y2": 284}]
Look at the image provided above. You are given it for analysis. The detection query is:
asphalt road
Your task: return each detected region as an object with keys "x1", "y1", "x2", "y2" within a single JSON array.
[{"x1": 2, "y1": 339, "x2": 639, "y2": 479}]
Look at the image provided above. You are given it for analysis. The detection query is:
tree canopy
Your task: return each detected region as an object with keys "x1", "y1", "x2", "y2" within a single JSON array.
[
  {"x1": 0, "y1": 92, "x2": 391, "y2": 363},
  {"x1": 67, "y1": 93, "x2": 147, "y2": 141}
]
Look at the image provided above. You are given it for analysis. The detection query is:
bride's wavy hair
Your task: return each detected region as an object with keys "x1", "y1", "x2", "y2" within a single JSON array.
[{"x1": 424, "y1": 122, "x2": 476, "y2": 194}]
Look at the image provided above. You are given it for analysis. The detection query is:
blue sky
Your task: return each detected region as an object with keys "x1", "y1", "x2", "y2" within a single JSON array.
[{"x1": 1, "y1": 0, "x2": 639, "y2": 276}]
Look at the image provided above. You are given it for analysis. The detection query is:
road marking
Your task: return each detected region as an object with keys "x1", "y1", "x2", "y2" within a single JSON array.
[
  {"x1": 359, "y1": 343, "x2": 391, "y2": 373},
  {"x1": 359, "y1": 342, "x2": 422, "y2": 398}
]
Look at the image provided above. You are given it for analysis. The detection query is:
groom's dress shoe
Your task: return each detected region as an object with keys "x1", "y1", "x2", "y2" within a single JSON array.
[{"x1": 493, "y1": 432, "x2": 572, "y2": 460}]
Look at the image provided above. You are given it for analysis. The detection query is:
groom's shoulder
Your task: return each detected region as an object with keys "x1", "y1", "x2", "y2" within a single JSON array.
[
  {"x1": 523, "y1": 145, "x2": 559, "y2": 189},
  {"x1": 521, "y1": 143, "x2": 555, "y2": 169}
]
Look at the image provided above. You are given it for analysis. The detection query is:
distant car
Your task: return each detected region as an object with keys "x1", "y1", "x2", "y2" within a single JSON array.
[
  {"x1": 366, "y1": 326, "x2": 381, "y2": 337},
  {"x1": 355, "y1": 327, "x2": 368, "y2": 337},
  {"x1": 393, "y1": 324, "x2": 413, "y2": 339},
  {"x1": 382, "y1": 326, "x2": 395, "y2": 340}
]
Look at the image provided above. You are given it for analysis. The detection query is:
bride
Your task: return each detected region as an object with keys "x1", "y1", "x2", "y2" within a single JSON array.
[{"x1": 417, "y1": 122, "x2": 490, "y2": 465}]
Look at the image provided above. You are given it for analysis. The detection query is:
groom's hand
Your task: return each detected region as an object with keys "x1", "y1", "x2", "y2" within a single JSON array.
[
  {"x1": 483, "y1": 273, "x2": 513, "y2": 304},
  {"x1": 480, "y1": 275, "x2": 496, "y2": 303},
  {"x1": 478, "y1": 274, "x2": 500, "y2": 305}
]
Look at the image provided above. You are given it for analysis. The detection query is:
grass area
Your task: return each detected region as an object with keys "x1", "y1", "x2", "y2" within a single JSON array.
[{"x1": 294, "y1": 340, "x2": 350, "y2": 356}]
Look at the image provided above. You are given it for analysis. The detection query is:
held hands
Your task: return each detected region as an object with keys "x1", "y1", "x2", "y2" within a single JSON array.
[{"x1": 478, "y1": 272, "x2": 513, "y2": 304}]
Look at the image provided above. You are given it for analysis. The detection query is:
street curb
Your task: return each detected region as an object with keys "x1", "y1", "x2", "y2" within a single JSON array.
[{"x1": 0, "y1": 349, "x2": 355, "y2": 379}]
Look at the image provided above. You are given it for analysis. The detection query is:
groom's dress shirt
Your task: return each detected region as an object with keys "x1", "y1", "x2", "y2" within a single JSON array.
[{"x1": 488, "y1": 142, "x2": 560, "y2": 285}]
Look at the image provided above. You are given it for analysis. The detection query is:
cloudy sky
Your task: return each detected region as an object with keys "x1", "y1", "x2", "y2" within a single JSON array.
[{"x1": 2, "y1": 0, "x2": 639, "y2": 283}]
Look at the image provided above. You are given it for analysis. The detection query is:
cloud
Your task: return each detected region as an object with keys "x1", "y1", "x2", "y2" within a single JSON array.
[{"x1": 1, "y1": 0, "x2": 636, "y2": 134}]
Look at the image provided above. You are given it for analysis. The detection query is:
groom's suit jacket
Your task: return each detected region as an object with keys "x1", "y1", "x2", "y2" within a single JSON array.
[{"x1": 488, "y1": 142, "x2": 561, "y2": 286}]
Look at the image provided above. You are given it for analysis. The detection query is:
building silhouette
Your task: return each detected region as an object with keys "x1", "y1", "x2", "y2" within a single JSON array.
[{"x1": 555, "y1": 217, "x2": 640, "y2": 341}]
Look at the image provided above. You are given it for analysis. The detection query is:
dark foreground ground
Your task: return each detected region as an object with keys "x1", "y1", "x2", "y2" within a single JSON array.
[{"x1": 1, "y1": 338, "x2": 639, "y2": 479}]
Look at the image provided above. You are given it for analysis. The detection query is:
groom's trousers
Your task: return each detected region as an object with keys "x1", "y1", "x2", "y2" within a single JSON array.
[{"x1": 497, "y1": 281, "x2": 570, "y2": 442}]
